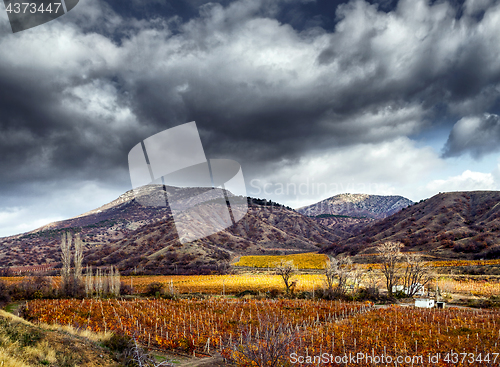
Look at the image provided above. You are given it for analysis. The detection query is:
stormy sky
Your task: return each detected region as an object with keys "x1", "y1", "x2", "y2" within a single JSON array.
[{"x1": 1, "y1": 0, "x2": 500, "y2": 236}]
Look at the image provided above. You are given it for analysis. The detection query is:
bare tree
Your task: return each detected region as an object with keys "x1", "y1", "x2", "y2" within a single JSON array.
[
  {"x1": 364, "y1": 267, "x2": 381, "y2": 296},
  {"x1": 377, "y1": 242, "x2": 404, "y2": 296},
  {"x1": 351, "y1": 264, "x2": 364, "y2": 292},
  {"x1": 275, "y1": 260, "x2": 297, "y2": 295},
  {"x1": 229, "y1": 316, "x2": 298, "y2": 367},
  {"x1": 125, "y1": 336, "x2": 174, "y2": 366},
  {"x1": 73, "y1": 233, "x2": 83, "y2": 293},
  {"x1": 113, "y1": 266, "x2": 121, "y2": 296},
  {"x1": 60, "y1": 232, "x2": 72, "y2": 294},
  {"x1": 85, "y1": 265, "x2": 93, "y2": 297},
  {"x1": 402, "y1": 254, "x2": 433, "y2": 296},
  {"x1": 95, "y1": 268, "x2": 103, "y2": 297},
  {"x1": 325, "y1": 255, "x2": 354, "y2": 295},
  {"x1": 108, "y1": 266, "x2": 121, "y2": 297}
]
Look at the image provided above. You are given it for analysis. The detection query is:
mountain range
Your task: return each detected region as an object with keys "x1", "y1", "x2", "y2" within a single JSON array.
[
  {"x1": 1, "y1": 188, "x2": 499, "y2": 273},
  {"x1": 297, "y1": 193, "x2": 413, "y2": 219},
  {"x1": 0, "y1": 186, "x2": 339, "y2": 274},
  {"x1": 321, "y1": 191, "x2": 500, "y2": 260}
]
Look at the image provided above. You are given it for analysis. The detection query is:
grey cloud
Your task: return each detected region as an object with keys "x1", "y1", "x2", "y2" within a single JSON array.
[
  {"x1": 442, "y1": 113, "x2": 500, "y2": 159},
  {"x1": 2, "y1": 0, "x2": 500, "y2": 193},
  {"x1": 316, "y1": 0, "x2": 500, "y2": 117}
]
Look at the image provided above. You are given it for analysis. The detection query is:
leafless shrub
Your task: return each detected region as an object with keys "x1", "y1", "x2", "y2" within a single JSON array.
[
  {"x1": 124, "y1": 337, "x2": 174, "y2": 367},
  {"x1": 228, "y1": 316, "x2": 297, "y2": 367},
  {"x1": 402, "y1": 254, "x2": 433, "y2": 297},
  {"x1": 275, "y1": 260, "x2": 297, "y2": 295},
  {"x1": 377, "y1": 241, "x2": 404, "y2": 296}
]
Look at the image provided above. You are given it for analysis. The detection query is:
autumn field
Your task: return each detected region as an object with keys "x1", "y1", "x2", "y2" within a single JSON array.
[
  {"x1": 6, "y1": 257, "x2": 500, "y2": 366},
  {"x1": 233, "y1": 253, "x2": 329, "y2": 269},
  {"x1": 5, "y1": 273, "x2": 500, "y2": 298},
  {"x1": 23, "y1": 298, "x2": 500, "y2": 366},
  {"x1": 233, "y1": 254, "x2": 500, "y2": 270}
]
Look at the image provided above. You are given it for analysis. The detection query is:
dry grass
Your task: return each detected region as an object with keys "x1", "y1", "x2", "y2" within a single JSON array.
[
  {"x1": 438, "y1": 278, "x2": 500, "y2": 297},
  {"x1": 40, "y1": 323, "x2": 113, "y2": 343},
  {"x1": 0, "y1": 309, "x2": 33, "y2": 325},
  {"x1": 0, "y1": 350, "x2": 31, "y2": 367},
  {"x1": 0, "y1": 308, "x2": 118, "y2": 367}
]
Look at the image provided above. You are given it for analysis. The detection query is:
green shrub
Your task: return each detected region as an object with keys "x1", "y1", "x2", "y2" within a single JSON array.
[{"x1": 144, "y1": 282, "x2": 163, "y2": 296}]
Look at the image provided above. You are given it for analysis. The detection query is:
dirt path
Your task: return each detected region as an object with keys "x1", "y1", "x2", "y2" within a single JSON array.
[
  {"x1": 158, "y1": 352, "x2": 229, "y2": 367},
  {"x1": 177, "y1": 354, "x2": 227, "y2": 366}
]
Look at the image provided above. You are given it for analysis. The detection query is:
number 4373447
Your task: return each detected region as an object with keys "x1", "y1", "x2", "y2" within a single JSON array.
[{"x1": 5, "y1": 2, "x2": 62, "y2": 14}]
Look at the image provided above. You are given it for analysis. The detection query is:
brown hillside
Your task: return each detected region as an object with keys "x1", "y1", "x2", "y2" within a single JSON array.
[
  {"x1": 322, "y1": 191, "x2": 500, "y2": 259},
  {"x1": 85, "y1": 201, "x2": 340, "y2": 274},
  {"x1": 0, "y1": 186, "x2": 339, "y2": 273}
]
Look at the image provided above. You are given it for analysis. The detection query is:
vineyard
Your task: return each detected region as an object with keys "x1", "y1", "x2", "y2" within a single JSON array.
[
  {"x1": 24, "y1": 298, "x2": 500, "y2": 366},
  {"x1": 233, "y1": 253, "x2": 329, "y2": 269},
  {"x1": 125, "y1": 274, "x2": 328, "y2": 294},
  {"x1": 439, "y1": 279, "x2": 500, "y2": 298},
  {"x1": 233, "y1": 254, "x2": 500, "y2": 271},
  {"x1": 6, "y1": 274, "x2": 500, "y2": 298}
]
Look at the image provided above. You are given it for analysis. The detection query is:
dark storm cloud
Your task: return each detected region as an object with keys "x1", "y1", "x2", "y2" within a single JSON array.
[
  {"x1": 442, "y1": 113, "x2": 500, "y2": 159},
  {"x1": 0, "y1": 69, "x2": 143, "y2": 188},
  {"x1": 315, "y1": 0, "x2": 500, "y2": 116},
  {"x1": 1, "y1": 0, "x2": 500, "y2": 191}
]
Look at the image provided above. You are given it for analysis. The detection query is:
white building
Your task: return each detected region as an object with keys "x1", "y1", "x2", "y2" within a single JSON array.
[
  {"x1": 415, "y1": 298, "x2": 435, "y2": 308},
  {"x1": 392, "y1": 283, "x2": 426, "y2": 296}
]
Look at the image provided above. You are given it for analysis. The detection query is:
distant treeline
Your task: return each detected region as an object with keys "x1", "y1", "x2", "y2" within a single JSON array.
[
  {"x1": 314, "y1": 214, "x2": 367, "y2": 219},
  {"x1": 248, "y1": 197, "x2": 293, "y2": 210}
]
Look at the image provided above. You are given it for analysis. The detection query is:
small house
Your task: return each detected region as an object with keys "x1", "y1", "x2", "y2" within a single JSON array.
[
  {"x1": 415, "y1": 298, "x2": 434, "y2": 308},
  {"x1": 392, "y1": 283, "x2": 426, "y2": 296}
]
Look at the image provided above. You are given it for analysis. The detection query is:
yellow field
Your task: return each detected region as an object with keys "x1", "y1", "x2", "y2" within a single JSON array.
[
  {"x1": 233, "y1": 252, "x2": 329, "y2": 269},
  {"x1": 125, "y1": 273, "x2": 326, "y2": 294},
  {"x1": 438, "y1": 278, "x2": 500, "y2": 297},
  {"x1": 1, "y1": 274, "x2": 326, "y2": 294}
]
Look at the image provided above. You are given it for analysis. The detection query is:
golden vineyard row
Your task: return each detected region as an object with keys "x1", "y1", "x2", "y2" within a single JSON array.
[
  {"x1": 25, "y1": 298, "x2": 500, "y2": 366},
  {"x1": 235, "y1": 253, "x2": 500, "y2": 270}
]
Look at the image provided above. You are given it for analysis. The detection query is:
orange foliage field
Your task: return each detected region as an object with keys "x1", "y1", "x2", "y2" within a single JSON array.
[
  {"x1": 25, "y1": 298, "x2": 500, "y2": 366},
  {"x1": 5, "y1": 274, "x2": 500, "y2": 298}
]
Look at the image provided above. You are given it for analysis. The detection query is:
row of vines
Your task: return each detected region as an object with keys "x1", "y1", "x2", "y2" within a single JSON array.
[{"x1": 25, "y1": 298, "x2": 500, "y2": 366}]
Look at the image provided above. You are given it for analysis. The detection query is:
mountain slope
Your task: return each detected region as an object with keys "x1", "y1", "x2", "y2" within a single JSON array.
[
  {"x1": 85, "y1": 201, "x2": 341, "y2": 274},
  {"x1": 297, "y1": 193, "x2": 413, "y2": 219},
  {"x1": 0, "y1": 186, "x2": 340, "y2": 273},
  {"x1": 323, "y1": 191, "x2": 500, "y2": 259}
]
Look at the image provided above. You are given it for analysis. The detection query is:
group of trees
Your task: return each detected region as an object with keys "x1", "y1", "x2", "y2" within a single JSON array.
[
  {"x1": 275, "y1": 241, "x2": 432, "y2": 299},
  {"x1": 378, "y1": 241, "x2": 433, "y2": 297},
  {"x1": 60, "y1": 232, "x2": 83, "y2": 296},
  {"x1": 60, "y1": 232, "x2": 122, "y2": 298}
]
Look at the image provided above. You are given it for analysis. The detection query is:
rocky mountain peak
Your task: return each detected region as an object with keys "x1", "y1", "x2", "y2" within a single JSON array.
[{"x1": 298, "y1": 193, "x2": 413, "y2": 219}]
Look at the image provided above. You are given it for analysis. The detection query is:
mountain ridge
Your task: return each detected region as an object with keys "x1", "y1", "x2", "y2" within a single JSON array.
[
  {"x1": 297, "y1": 193, "x2": 413, "y2": 219},
  {"x1": 322, "y1": 190, "x2": 500, "y2": 260},
  {"x1": 0, "y1": 186, "x2": 339, "y2": 273},
  {"x1": 3, "y1": 189, "x2": 500, "y2": 272}
]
